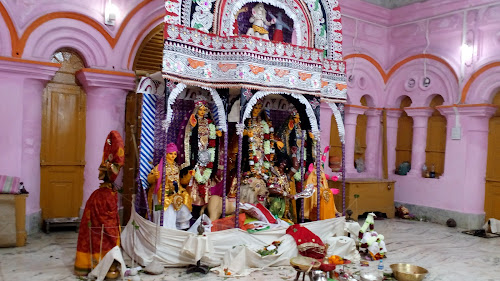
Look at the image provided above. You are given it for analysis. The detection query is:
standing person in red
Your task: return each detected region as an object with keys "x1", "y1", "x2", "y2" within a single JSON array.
[{"x1": 74, "y1": 131, "x2": 125, "y2": 276}]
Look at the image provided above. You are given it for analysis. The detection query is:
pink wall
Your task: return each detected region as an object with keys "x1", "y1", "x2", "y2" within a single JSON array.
[
  {"x1": 337, "y1": 0, "x2": 500, "y2": 219},
  {"x1": 0, "y1": 0, "x2": 500, "y2": 229}
]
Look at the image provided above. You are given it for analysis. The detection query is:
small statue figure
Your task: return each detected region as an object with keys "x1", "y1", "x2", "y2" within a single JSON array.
[
  {"x1": 74, "y1": 131, "x2": 125, "y2": 276},
  {"x1": 268, "y1": 11, "x2": 292, "y2": 42},
  {"x1": 243, "y1": 100, "x2": 275, "y2": 178},
  {"x1": 182, "y1": 98, "x2": 222, "y2": 211},
  {"x1": 148, "y1": 143, "x2": 193, "y2": 230},
  {"x1": 246, "y1": 3, "x2": 276, "y2": 40}
]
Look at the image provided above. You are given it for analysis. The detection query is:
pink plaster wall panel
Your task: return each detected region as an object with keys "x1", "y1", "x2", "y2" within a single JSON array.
[
  {"x1": 0, "y1": 17, "x2": 12, "y2": 57},
  {"x1": 387, "y1": 0, "x2": 499, "y2": 26},
  {"x1": 339, "y1": 0, "x2": 390, "y2": 26},
  {"x1": 22, "y1": 19, "x2": 110, "y2": 67},
  {"x1": 384, "y1": 59, "x2": 459, "y2": 107},
  {"x1": 81, "y1": 88, "x2": 127, "y2": 205},
  {"x1": 21, "y1": 80, "x2": 45, "y2": 215},
  {"x1": 0, "y1": 0, "x2": 142, "y2": 36},
  {"x1": 345, "y1": 58, "x2": 385, "y2": 107},
  {"x1": 0, "y1": 78, "x2": 24, "y2": 178},
  {"x1": 464, "y1": 65, "x2": 500, "y2": 104},
  {"x1": 475, "y1": 6, "x2": 500, "y2": 68},
  {"x1": 113, "y1": 0, "x2": 164, "y2": 70}
]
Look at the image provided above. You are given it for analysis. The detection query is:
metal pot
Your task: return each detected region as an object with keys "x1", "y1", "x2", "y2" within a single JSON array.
[{"x1": 310, "y1": 270, "x2": 328, "y2": 281}]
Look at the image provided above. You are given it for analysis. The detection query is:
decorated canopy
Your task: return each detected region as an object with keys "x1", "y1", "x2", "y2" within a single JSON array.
[{"x1": 162, "y1": 0, "x2": 347, "y2": 103}]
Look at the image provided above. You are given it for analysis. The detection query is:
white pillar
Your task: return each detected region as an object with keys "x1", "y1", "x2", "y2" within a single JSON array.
[
  {"x1": 405, "y1": 108, "x2": 434, "y2": 177},
  {"x1": 365, "y1": 109, "x2": 382, "y2": 177},
  {"x1": 344, "y1": 105, "x2": 368, "y2": 177},
  {"x1": 76, "y1": 69, "x2": 136, "y2": 210}
]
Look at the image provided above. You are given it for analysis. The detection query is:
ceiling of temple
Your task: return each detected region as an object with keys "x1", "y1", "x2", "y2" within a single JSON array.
[{"x1": 360, "y1": 0, "x2": 428, "y2": 9}]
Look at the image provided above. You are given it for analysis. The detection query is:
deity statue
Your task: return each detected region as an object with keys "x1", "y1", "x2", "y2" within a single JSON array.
[
  {"x1": 242, "y1": 100, "x2": 275, "y2": 179},
  {"x1": 268, "y1": 11, "x2": 292, "y2": 42},
  {"x1": 278, "y1": 109, "x2": 315, "y2": 188},
  {"x1": 75, "y1": 131, "x2": 124, "y2": 276},
  {"x1": 246, "y1": 3, "x2": 276, "y2": 40},
  {"x1": 303, "y1": 164, "x2": 340, "y2": 220},
  {"x1": 148, "y1": 143, "x2": 193, "y2": 230},
  {"x1": 181, "y1": 99, "x2": 222, "y2": 209}
]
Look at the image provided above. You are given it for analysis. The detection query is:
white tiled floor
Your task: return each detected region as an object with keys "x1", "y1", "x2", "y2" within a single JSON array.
[{"x1": 1, "y1": 219, "x2": 499, "y2": 281}]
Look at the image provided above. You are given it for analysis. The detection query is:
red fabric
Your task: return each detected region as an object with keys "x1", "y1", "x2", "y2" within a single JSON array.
[
  {"x1": 286, "y1": 224, "x2": 326, "y2": 259},
  {"x1": 211, "y1": 213, "x2": 246, "y2": 232},
  {"x1": 255, "y1": 203, "x2": 277, "y2": 224},
  {"x1": 75, "y1": 187, "x2": 120, "y2": 268},
  {"x1": 101, "y1": 131, "x2": 125, "y2": 183},
  {"x1": 273, "y1": 29, "x2": 284, "y2": 42}
]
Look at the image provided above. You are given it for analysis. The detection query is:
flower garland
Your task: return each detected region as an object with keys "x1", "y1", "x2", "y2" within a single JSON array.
[
  {"x1": 248, "y1": 119, "x2": 273, "y2": 175},
  {"x1": 194, "y1": 121, "x2": 217, "y2": 184}
]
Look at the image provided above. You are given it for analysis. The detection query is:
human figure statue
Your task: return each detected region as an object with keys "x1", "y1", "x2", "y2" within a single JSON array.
[
  {"x1": 75, "y1": 131, "x2": 124, "y2": 276},
  {"x1": 242, "y1": 100, "x2": 275, "y2": 178},
  {"x1": 268, "y1": 11, "x2": 292, "y2": 42},
  {"x1": 182, "y1": 99, "x2": 222, "y2": 212},
  {"x1": 246, "y1": 3, "x2": 276, "y2": 40},
  {"x1": 303, "y1": 164, "x2": 340, "y2": 220},
  {"x1": 148, "y1": 143, "x2": 193, "y2": 230}
]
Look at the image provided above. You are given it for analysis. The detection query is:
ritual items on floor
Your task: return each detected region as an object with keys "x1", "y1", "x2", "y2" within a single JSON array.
[
  {"x1": 147, "y1": 143, "x2": 193, "y2": 230},
  {"x1": 358, "y1": 213, "x2": 387, "y2": 260},
  {"x1": 286, "y1": 224, "x2": 326, "y2": 259},
  {"x1": 74, "y1": 131, "x2": 125, "y2": 276}
]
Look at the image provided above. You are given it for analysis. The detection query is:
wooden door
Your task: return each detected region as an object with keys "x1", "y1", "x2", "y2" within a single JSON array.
[
  {"x1": 485, "y1": 92, "x2": 500, "y2": 220},
  {"x1": 395, "y1": 96, "x2": 413, "y2": 171},
  {"x1": 425, "y1": 96, "x2": 446, "y2": 176},
  {"x1": 40, "y1": 50, "x2": 86, "y2": 219}
]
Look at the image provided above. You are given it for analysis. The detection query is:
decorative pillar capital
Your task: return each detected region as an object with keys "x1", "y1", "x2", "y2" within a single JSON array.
[
  {"x1": 437, "y1": 104, "x2": 498, "y2": 118},
  {"x1": 385, "y1": 108, "x2": 403, "y2": 119},
  {"x1": 365, "y1": 108, "x2": 383, "y2": 117},
  {"x1": 345, "y1": 104, "x2": 369, "y2": 115},
  {"x1": 0, "y1": 56, "x2": 60, "y2": 81},
  {"x1": 405, "y1": 107, "x2": 434, "y2": 128},
  {"x1": 76, "y1": 68, "x2": 136, "y2": 92}
]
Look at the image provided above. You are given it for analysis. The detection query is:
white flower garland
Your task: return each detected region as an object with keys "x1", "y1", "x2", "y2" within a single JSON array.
[
  {"x1": 194, "y1": 123, "x2": 217, "y2": 184},
  {"x1": 242, "y1": 91, "x2": 320, "y2": 138}
]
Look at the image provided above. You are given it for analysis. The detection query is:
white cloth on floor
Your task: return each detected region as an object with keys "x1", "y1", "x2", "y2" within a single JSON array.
[
  {"x1": 483, "y1": 218, "x2": 500, "y2": 233},
  {"x1": 153, "y1": 204, "x2": 192, "y2": 230},
  {"x1": 88, "y1": 246, "x2": 126, "y2": 281},
  {"x1": 324, "y1": 236, "x2": 360, "y2": 262},
  {"x1": 344, "y1": 221, "x2": 361, "y2": 238},
  {"x1": 121, "y1": 205, "x2": 346, "y2": 270},
  {"x1": 181, "y1": 235, "x2": 213, "y2": 262}
]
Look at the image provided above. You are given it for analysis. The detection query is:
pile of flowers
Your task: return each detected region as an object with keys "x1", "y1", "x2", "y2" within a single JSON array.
[{"x1": 257, "y1": 241, "x2": 282, "y2": 256}]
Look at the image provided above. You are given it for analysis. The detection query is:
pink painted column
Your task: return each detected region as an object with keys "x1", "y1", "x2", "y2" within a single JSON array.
[
  {"x1": 344, "y1": 105, "x2": 368, "y2": 176},
  {"x1": 0, "y1": 58, "x2": 59, "y2": 225},
  {"x1": 405, "y1": 108, "x2": 434, "y2": 176},
  {"x1": 386, "y1": 110, "x2": 402, "y2": 175},
  {"x1": 76, "y1": 69, "x2": 136, "y2": 210},
  {"x1": 365, "y1": 109, "x2": 382, "y2": 177},
  {"x1": 438, "y1": 105, "x2": 497, "y2": 214}
]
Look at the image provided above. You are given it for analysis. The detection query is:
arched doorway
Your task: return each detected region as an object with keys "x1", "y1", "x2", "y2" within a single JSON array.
[
  {"x1": 395, "y1": 96, "x2": 413, "y2": 174},
  {"x1": 425, "y1": 95, "x2": 446, "y2": 177},
  {"x1": 485, "y1": 91, "x2": 500, "y2": 220},
  {"x1": 40, "y1": 49, "x2": 86, "y2": 220}
]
